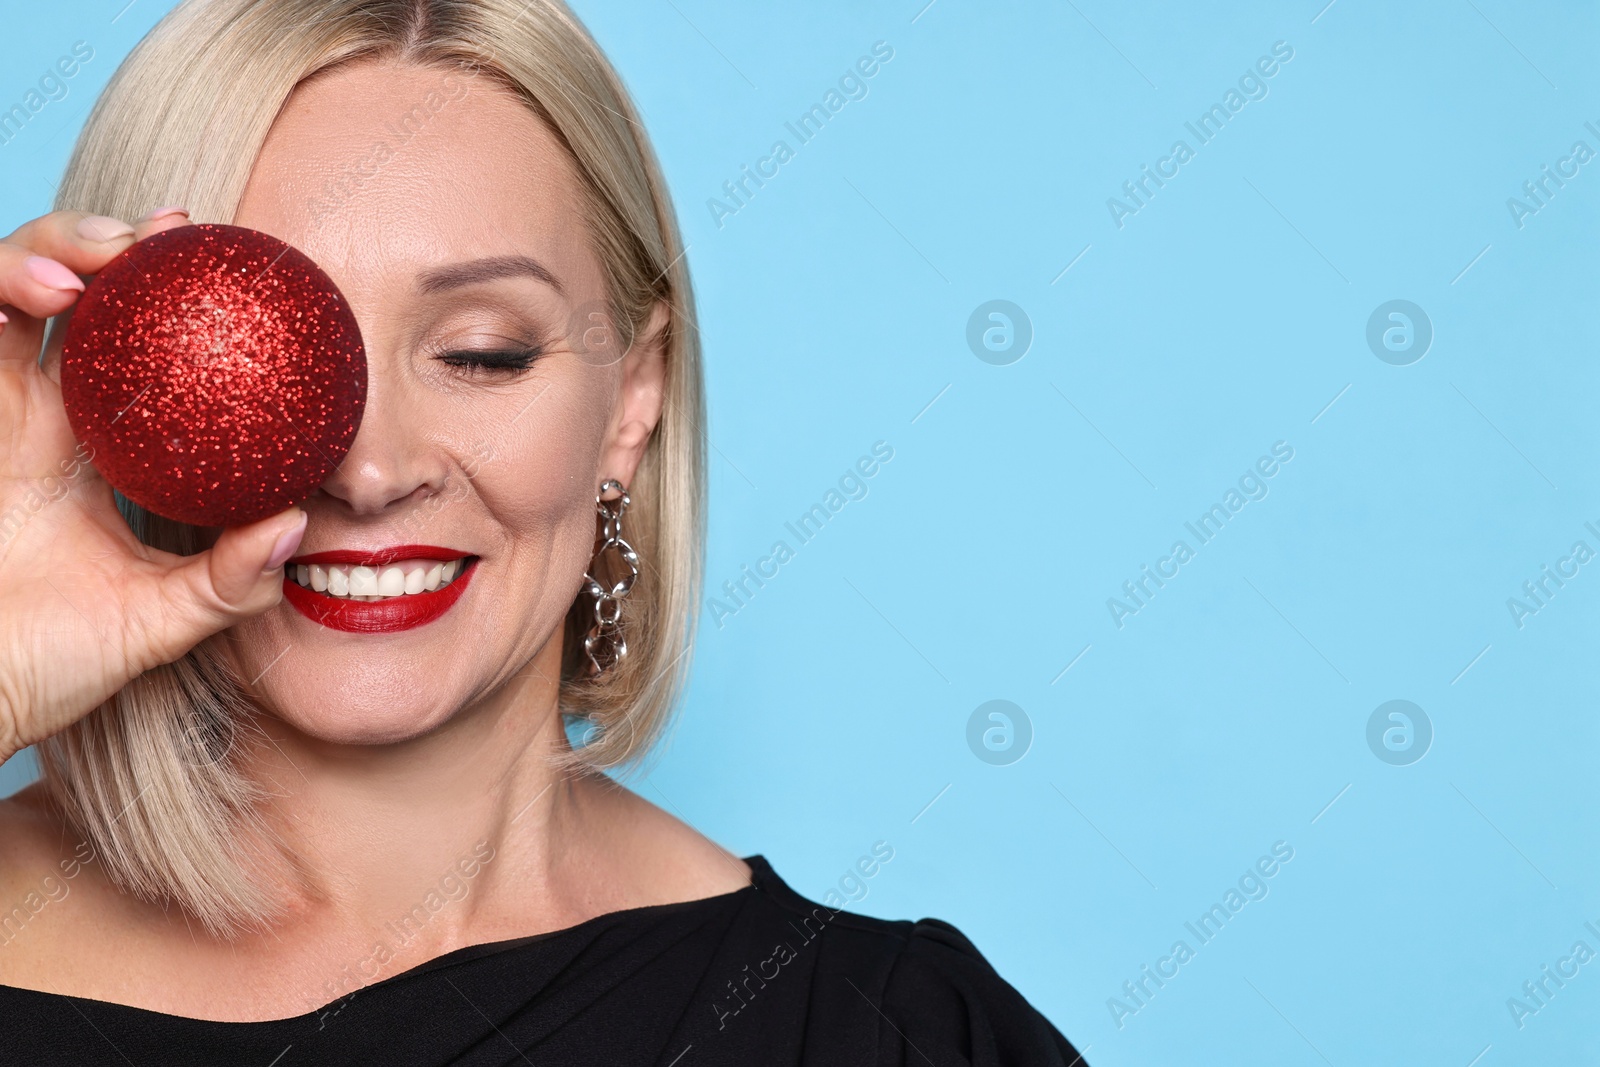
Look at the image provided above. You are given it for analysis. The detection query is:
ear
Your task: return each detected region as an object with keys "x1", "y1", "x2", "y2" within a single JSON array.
[{"x1": 598, "y1": 300, "x2": 669, "y2": 491}]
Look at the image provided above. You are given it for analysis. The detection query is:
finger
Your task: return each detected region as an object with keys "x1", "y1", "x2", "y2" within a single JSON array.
[
  {"x1": 3, "y1": 210, "x2": 138, "y2": 277},
  {"x1": 149, "y1": 507, "x2": 308, "y2": 665},
  {"x1": 36, "y1": 208, "x2": 193, "y2": 382},
  {"x1": 0, "y1": 244, "x2": 87, "y2": 325},
  {"x1": 131, "y1": 206, "x2": 191, "y2": 243}
]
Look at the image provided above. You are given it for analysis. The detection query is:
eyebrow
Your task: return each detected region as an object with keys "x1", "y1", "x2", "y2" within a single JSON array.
[{"x1": 416, "y1": 254, "x2": 564, "y2": 296}]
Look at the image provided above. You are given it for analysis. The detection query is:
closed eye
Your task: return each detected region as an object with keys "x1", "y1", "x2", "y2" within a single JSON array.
[{"x1": 436, "y1": 347, "x2": 543, "y2": 373}]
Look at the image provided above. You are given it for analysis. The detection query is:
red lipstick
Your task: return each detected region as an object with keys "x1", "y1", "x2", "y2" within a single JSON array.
[
  {"x1": 288, "y1": 544, "x2": 466, "y2": 567},
  {"x1": 280, "y1": 546, "x2": 478, "y2": 634}
]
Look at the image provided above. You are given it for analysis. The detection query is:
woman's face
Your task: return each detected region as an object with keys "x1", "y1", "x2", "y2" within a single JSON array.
[{"x1": 217, "y1": 58, "x2": 664, "y2": 745}]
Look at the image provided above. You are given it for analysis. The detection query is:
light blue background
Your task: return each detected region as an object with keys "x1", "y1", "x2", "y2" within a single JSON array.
[{"x1": 3, "y1": 2, "x2": 1597, "y2": 1064}]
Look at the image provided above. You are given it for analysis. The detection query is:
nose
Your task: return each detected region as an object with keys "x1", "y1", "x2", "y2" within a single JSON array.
[{"x1": 315, "y1": 380, "x2": 451, "y2": 517}]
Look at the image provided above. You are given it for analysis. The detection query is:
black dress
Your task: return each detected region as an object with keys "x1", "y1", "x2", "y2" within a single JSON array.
[{"x1": 0, "y1": 855, "x2": 1088, "y2": 1065}]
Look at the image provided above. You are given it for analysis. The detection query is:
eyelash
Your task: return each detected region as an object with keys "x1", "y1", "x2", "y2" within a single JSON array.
[{"x1": 435, "y1": 346, "x2": 544, "y2": 374}]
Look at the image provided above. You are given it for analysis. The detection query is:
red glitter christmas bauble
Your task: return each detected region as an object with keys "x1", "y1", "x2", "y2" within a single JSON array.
[{"x1": 60, "y1": 223, "x2": 366, "y2": 527}]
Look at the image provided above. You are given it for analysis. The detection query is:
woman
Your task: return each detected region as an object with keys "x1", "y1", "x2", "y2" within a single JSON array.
[{"x1": 0, "y1": 1, "x2": 1087, "y2": 1062}]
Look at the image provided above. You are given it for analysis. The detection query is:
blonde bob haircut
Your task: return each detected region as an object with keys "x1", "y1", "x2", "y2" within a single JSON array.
[{"x1": 40, "y1": 0, "x2": 705, "y2": 936}]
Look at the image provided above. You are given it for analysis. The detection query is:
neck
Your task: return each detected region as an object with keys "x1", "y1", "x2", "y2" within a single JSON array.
[{"x1": 238, "y1": 636, "x2": 597, "y2": 941}]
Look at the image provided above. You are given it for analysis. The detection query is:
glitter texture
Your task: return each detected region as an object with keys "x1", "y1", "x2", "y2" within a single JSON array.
[{"x1": 60, "y1": 223, "x2": 367, "y2": 527}]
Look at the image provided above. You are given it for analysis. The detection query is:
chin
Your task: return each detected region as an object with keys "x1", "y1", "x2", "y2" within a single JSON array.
[
  {"x1": 246, "y1": 651, "x2": 471, "y2": 748},
  {"x1": 270, "y1": 701, "x2": 456, "y2": 747}
]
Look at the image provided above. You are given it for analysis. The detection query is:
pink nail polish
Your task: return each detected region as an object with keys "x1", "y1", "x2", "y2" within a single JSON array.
[
  {"x1": 265, "y1": 512, "x2": 308, "y2": 571},
  {"x1": 24, "y1": 256, "x2": 85, "y2": 293},
  {"x1": 146, "y1": 206, "x2": 190, "y2": 222},
  {"x1": 76, "y1": 215, "x2": 135, "y2": 242}
]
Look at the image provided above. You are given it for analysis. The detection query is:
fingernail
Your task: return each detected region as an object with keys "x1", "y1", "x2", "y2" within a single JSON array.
[
  {"x1": 76, "y1": 215, "x2": 135, "y2": 242},
  {"x1": 0, "y1": 312, "x2": 8, "y2": 326},
  {"x1": 265, "y1": 511, "x2": 308, "y2": 571},
  {"x1": 24, "y1": 256, "x2": 85, "y2": 293},
  {"x1": 144, "y1": 206, "x2": 189, "y2": 222}
]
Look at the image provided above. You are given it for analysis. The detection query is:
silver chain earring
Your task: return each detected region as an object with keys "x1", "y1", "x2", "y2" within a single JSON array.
[{"x1": 582, "y1": 479, "x2": 640, "y2": 677}]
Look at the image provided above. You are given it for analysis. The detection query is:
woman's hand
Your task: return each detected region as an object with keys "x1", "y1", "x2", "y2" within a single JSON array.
[{"x1": 0, "y1": 209, "x2": 308, "y2": 763}]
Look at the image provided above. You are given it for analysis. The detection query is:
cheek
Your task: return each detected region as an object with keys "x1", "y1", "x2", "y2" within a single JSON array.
[{"x1": 470, "y1": 374, "x2": 615, "y2": 579}]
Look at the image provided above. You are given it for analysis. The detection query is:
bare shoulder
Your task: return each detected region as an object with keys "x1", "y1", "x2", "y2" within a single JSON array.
[
  {"x1": 577, "y1": 773, "x2": 751, "y2": 903},
  {"x1": 0, "y1": 786, "x2": 95, "y2": 974},
  {"x1": 0, "y1": 788, "x2": 224, "y2": 1019},
  {"x1": 0, "y1": 783, "x2": 77, "y2": 894}
]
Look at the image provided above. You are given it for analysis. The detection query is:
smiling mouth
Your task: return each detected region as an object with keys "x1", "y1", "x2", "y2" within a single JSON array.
[
  {"x1": 279, "y1": 552, "x2": 481, "y2": 633},
  {"x1": 284, "y1": 556, "x2": 477, "y2": 602}
]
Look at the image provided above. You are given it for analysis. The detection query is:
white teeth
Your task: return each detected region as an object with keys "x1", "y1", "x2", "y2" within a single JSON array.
[
  {"x1": 348, "y1": 566, "x2": 378, "y2": 596},
  {"x1": 377, "y1": 566, "x2": 405, "y2": 596},
  {"x1": 403, "y1": 564, "x2": 426, "y2": 595},
  {"x1": 290, "y1": 557, "x2": 469, "y2": 600}
]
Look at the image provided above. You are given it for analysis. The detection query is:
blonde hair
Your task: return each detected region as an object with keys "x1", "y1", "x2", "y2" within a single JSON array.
[{"x1": 40, "y1": 0, "x2": 705, "y2": 936}]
